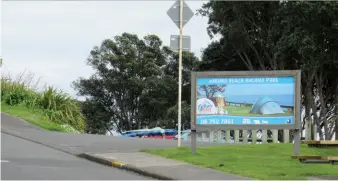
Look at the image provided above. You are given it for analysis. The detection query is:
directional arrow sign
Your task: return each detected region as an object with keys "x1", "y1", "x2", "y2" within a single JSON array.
[
  {"x1": 167, "y1": 0, "x2": 194, "y2": 29},
  {"x1": 170, "y1": 35, "x2": 191, "y2": 52}
]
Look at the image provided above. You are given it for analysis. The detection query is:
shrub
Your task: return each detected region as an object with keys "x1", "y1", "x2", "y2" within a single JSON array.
[{"x1": 1, "y1": 71, "x2": 86, "y2": 132}]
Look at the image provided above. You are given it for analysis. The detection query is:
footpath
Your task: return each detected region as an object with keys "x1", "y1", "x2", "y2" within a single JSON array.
[
  {"x1": 1, "y1": 113, "x2": 250, "y2": 180},
  {"x1": 79, "y1": 152, "x2": 249, "y2": 180}
]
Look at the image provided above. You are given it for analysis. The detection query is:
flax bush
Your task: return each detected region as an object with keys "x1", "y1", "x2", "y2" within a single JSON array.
[{"x1": 1, "y1": 71, "x2": 86, "y2": 132}]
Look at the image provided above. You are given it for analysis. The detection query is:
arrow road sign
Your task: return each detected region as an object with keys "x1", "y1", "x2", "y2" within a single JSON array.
[
  {"x1": 167, "y1": 0, "x2": 194, "y2": 29},
  {"x1": 170, "y1": 35, "x2": 191, "y2": 52}
]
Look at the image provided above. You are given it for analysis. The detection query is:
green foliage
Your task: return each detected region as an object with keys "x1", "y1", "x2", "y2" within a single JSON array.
[
  {"x1": 73, "y1": 33, "x2": 199, "y2": 133},
  {"x1": 74, "y1": 2, "x2": 337, "y2": 135},
  {"x1": 4, "y1": 91, "x2": 27, "y2": 106},
  {"x1": 1, "y1": 78, "x2": 28, "y2": 106},
  {"x1": 1, "y1": 72, "x2": 85, "y2": 132},
  {"x1": 165, "y1": 101, "x2": 191, "y2": 129},
  {"x1": 79, "y1": 98, "x2": 114, "y2": 134},
  {"x1": 198, "y1": 1, "x2": 338, "y2": 71},
  {"x1": 198, "y1": 1, "x2": 338, "y2": 139}
]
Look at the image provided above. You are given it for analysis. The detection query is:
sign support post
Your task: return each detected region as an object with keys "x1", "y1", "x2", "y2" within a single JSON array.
[
  {"x1": 177, "y1": 0, "x2": 183, "y2": 147},
  {"x1": 293, "y1": 70, "x2": 302, "y2": 156},
  {"x1": 191, "y1": 72, "x2": 197, "y2": 153},
  {"x1": 167, "y1": 0, "x2": 194, "y2": 147}
]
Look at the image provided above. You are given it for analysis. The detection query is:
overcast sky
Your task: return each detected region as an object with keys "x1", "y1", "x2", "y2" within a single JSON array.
[{"x1": 1, "y1": 1, "x2": 213, "y2": 99}]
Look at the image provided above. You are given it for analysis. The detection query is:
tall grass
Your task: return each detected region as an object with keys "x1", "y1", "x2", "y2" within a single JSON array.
[{"x1": 1, "y1": 71, "x2": 86, "y2": 132}]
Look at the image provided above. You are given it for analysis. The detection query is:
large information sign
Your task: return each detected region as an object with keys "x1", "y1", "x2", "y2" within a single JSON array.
[
  {"x1": 191, "y1": 70, "x2": 301, "y2": 131},
  {"x1": 190, "y1": 71, "x2": 301, "y2": 155}
]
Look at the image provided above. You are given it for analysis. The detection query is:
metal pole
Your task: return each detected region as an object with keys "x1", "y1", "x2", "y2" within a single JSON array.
[{"x1": 177, "y1": 0, "x2": 183, "y2": 147}]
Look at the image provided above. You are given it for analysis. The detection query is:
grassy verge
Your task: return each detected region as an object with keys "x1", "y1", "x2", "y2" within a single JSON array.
[
  {"x1": 1, "y1": 103, "x2": 68, "y2": 132},
  {"x1": 142, "y1": 144, "x2": 338, "y2": 180},
  {"x1": 1, "y1": 71, "x2": 85, "y2": 133}
]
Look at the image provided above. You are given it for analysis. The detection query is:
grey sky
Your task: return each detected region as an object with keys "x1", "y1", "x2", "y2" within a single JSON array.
[{"x1": 1, "y1": 1, "x2": 213, "y2": 99}]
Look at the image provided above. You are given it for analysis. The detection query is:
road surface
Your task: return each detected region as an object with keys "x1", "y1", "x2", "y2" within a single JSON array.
[
  {"x1": 1, "y1": 133, "x2": 150, "y2": 180},
  {"x1": 1, "y1": 113, "x2": 203, "y2": 154}
]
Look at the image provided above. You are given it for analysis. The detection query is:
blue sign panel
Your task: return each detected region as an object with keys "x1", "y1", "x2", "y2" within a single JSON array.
[{"x1": 196, "y1": 76, "x2": 295, "y2": 125}]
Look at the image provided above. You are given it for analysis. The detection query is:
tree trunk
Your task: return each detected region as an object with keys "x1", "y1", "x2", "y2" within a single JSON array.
[
  {"x1": 323, "y1": 118, "x2": 329, "y2": 140},
  {"x1": 316, "y1": 72, "x2": 329, "y2": 140},
  {"x1": 301, "y1": 116, "x2": 306, "y2": 138},
  {"x1": 335, "y1": 78, "x2": 338, "y2": 140},
  {"x1": 106, "y1": 126, "x2": 114, "y2": 136},
  {"x1": 311, "y1": 122, "x2": 315, "y2": 140},
  {"x1": 318, "y1": 126, "x2": 324, "y2": 140},
  {"x1": 305, "y1": 84, "x2": 313, "y2": 140}
]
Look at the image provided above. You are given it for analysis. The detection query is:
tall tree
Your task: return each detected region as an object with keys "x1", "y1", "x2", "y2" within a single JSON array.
[
  {"x1": 73, "y1": 33, "x2": 166, "y2": 133},
  {"x1": 275, "y1": 1, "x2": 338, "y2": 140},
  {"x1": 73, "y1": 33, "x2": 200, "y2": 133},
  {"x1": 198, "y1": 1, "x2": 338, "y2": 140},
  {"x1": 141, "y1": 47, "x2": 200, "y2": 129}
]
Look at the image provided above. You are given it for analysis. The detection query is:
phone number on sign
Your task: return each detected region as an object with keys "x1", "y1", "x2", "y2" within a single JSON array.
[{"x1": 199, "y1": 119, "x2": 234, "y2": 124}]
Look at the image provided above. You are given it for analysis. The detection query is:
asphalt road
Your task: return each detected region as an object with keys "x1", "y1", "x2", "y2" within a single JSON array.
[
  {"x1": 1, "y1": 133, "x2": 150, "y2": 180},
  {"x1": 1, "y1": 113, "x2": 214, "y2": 155}
]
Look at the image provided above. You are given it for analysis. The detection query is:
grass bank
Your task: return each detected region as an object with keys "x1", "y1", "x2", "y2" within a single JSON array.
[
  {"x1": 2, "y1": 103, "x2": 70, "y2": 132},
  {"x1": 142, "y1": 144, "x2": 338, "y2": 180},
  {"x1": 1, "y1": 71, "x2": 85, "y2": 133}
]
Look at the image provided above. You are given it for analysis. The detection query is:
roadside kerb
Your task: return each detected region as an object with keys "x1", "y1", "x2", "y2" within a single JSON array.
[{"x1": 78, "y1": 153, "x2": 173, "y2": 180}]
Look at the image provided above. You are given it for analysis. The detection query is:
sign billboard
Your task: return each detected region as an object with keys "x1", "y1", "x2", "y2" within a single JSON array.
[
  {"x1": 191, "y1": 70, "x2": 301, "y2": 131},
  {"x1": 190, "y1": 70, "x2": 301, "y2": 155}
]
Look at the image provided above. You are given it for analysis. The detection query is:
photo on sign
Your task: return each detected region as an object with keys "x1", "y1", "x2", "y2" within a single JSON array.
[{"x1": 195, "y1": 76, "x2": 295, "y2": 125}]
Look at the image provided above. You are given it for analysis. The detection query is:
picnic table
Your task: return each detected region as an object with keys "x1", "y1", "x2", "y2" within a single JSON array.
[
  {"x1": 301, "y1": 140, "x2": 338, "y2": 148},
  {"x1": 291, "y1": 140, "x2": 338, "y2": 165}
]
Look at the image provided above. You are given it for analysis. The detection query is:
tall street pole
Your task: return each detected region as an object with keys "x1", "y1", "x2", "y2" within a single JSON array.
[
  {"x1": 177, "y1": 0, "x2": 183, "y2": 147},
  {"x1": 167, "y1": 0, "x2": 194, "y2": 147}
]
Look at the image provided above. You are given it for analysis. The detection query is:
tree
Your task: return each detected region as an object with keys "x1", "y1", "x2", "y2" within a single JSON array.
[
  {"x1": 198, "y1": 85, "x2": 226, "y2": 99},
  {"x1": 138, "y1": 75, "x2": 178, "y2": 128},
  {"x1": 80, "y1": 99, "x2": 115, "y2": 134},
  {"x1": 165, "y1": 101, "x2": 191, "y2": 130},
  {"x1": 162, "y1": 48, "x2": 200, "y2": 104},
  {"x1": 198, "y1": 39, "x2": 248, "y2": 71},
  {"x1": 275, "y1": 1, "x2": 338, "y2": 140},
  {"x1": 73, "y1": 33, "x2": 200, "y2": 134},
  {"x1": 73, "y1": 33, "x2": 167, "y2": 133},
  {"x1": 139, "y1": 47, "x2": 200, "y2": 130},
  {"x1": 198, "y1": 1, "x2": 338, "y2": 140}
]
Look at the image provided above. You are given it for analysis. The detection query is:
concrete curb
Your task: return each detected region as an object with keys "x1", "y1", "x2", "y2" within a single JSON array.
[{"x1": 78, "y1": 153, "x2": 174, "y2": 180}]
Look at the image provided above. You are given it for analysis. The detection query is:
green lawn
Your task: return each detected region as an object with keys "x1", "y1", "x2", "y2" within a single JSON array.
[
  {"x1": 226, "y1": 105, "x2": 294, "y2": 117},
  {"x1": 1, "y1": 103, "x2": 69, "y2": 132},
  {"x1": 142, "y1": 144, "x2": 338, "y2": 180}
]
